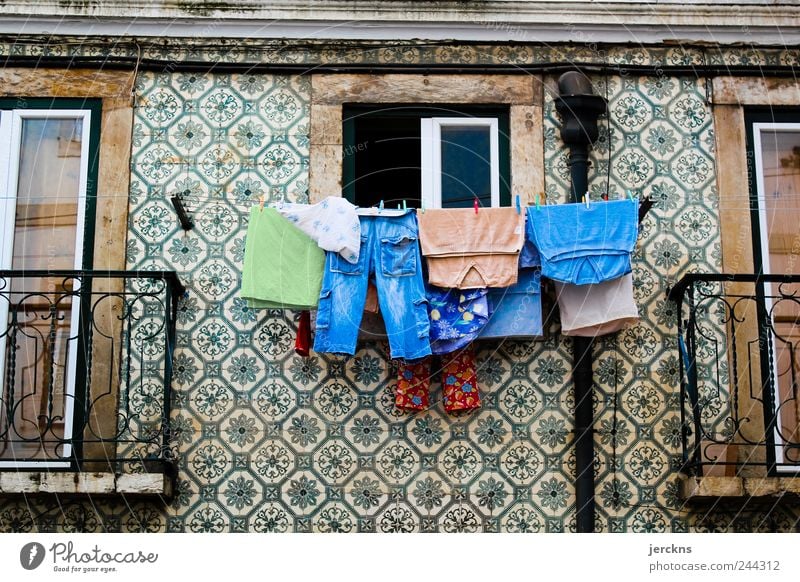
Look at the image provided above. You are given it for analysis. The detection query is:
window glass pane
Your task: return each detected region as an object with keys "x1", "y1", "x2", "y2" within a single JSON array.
[
  {"x1": 14, "y1": 118, "x2": 82, "y2": 273},
  {"x1": 440, "y1": 125, "x2": 491, "y2": 208},
  {"x1": 1, "y1": 116, "x2": 83, "y2": 462},
  {"x1": 758, "y1": 128, "x2": 800, "y2": 463}
]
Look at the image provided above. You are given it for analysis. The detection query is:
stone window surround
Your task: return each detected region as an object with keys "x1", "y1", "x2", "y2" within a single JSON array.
[
  {"x1": 0, "y1": 68, "x2": 171, "y2": 497},
  {"x1": 680, "y1": 78, "x2": 800, "y2": 501},
  {"x1": 308, "y1": 73, "x2": 545, "y2": 205}
]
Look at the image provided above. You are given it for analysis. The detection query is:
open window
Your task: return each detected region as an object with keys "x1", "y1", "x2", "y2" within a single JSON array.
[{"x1": 342, "y1": 105, "x2": 510, "y2": 210}]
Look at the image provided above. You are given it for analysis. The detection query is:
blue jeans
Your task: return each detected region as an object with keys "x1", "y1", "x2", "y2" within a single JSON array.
[
  {"x1": 314, "y1": 212, "x2": 431, "y2": 360},
  {"x1": 526, "y1": 199, "x2": 638, "y2": 285}
]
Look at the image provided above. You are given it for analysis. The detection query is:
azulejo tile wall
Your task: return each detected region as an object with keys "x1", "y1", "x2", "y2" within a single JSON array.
[{"x1": 1, "y1": 42, "x2": 799, "y2": 533}]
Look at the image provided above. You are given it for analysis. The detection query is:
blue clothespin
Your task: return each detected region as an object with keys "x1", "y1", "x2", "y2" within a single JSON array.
[
  {"x1": 535, "y1": 193, "x2": 540, "y2": 211},
  {"x1": 515, "y1": 194, "x2": 521, "y2": 215},
  {"x1": 627, "y1": 189, "x2": 635, "y2": 201}
]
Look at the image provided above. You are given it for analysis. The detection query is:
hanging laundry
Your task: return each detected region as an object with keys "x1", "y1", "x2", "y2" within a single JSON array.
[
  {"x1": 526, "y1": 199, "x2": 638, "y2": 285},
  {"x1": 364, "y1": 281, "x2": 380, "y2": 314},
  {"x1": 427, "y1": 286, "x2": 489, "y2": 354},
  {"x1": 276, "y1": 196, "x2": 361, "y2": 263},
  {"x1": 418, "y1": 207, "x2": 525, "y2": 289},
  {"x1": 441, "y1": 348, "x2": 481, "y2": 412},
  {"x1": 480, "y1": 211, "x2": 543, "y2": 339},
  {"x1": 519, "y1": 236, "x2": 541, "y2": 269},
  {"x1": 294, "y1": 310, "x2": 312, "y2": 357},
  {"x1": 394, "y1": 348, "x2": 481, "y2": 413},
  {"x1": 314, "y1": 211, "x2": 431, "y2": 360},
  {"x1": 240, "y1": 207, "x2": 324, "y2": 309},
  {"x1": 554, "y1": 273, "x2": 639, "y2": 336},
  {"x1": 395, "y1": 358, "x2": 431, "y2": 411},
  {"x1": 480, "y1": 269, "x2": 543, "y2": 339}
]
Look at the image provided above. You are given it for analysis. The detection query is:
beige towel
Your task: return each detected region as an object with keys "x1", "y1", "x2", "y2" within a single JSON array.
[
  {"x1": 418, "y1": 208, "x2": 525, "y2": 289},
  {"x1": 554, "y1": 274, "x2": 639, "y2": 337}
]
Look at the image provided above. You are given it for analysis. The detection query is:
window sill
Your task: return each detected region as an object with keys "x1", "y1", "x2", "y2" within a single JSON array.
[
  {"x1": 0, "y1": 471, "x2": 173, "y2": 498},
  {"x1": 679, "y1": 475, "x2": 800, "y2": 503}
]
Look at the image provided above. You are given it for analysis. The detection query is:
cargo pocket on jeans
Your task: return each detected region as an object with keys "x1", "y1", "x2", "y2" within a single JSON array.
[
  {"x1": 380, "y1": 233, "x2": 418, "y2": 277},
  {"x1": 315, "y1": 289, "x2": 332, "y2": 330},
  {"x1": 413, "y1": 297, "x2": 430, "y2": 339}
]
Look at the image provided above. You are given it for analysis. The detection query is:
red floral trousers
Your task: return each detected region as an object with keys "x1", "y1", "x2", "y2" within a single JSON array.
[{"x1": 395, "y1": 347, "x2": 480, "y2": 413}]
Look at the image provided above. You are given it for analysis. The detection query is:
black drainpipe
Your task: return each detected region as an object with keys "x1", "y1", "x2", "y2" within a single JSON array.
[{"x1": 554, "y1": 72, "x2": 607, "y2": 533}]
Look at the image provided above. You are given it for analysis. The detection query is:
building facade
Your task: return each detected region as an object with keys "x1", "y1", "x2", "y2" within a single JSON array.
[{"x1": 0, "y1": 1, "x2": 799, "y2": 532}]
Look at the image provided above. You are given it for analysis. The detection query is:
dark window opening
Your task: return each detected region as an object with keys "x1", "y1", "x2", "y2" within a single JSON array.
[{"x1": 342, "y1": 104, "x2": 510, "y2": 209}]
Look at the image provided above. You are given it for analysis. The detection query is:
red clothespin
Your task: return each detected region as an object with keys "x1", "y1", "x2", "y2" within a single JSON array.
[
  {"x1": 473, "y1": 196, "x2": 479, "y2": 214},
  {"x1": 259, "y1": 196, "x2": 266, "y2": 212}
]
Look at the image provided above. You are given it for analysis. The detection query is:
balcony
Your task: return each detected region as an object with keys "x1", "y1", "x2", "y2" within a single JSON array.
[
  {"x1": 0, "y1": 270, "x2": 183, "y2": 498},
  {"x1": 669, "y1": 274, "x2": 800, "y2": 502}
]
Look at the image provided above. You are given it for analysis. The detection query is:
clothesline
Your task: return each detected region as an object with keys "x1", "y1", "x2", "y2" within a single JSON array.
[
  {"x1": 175, "y1": 192, "x2": 794, "y2": 204},
  {"x1": 178, "y1": 204, "x2": 800, "y2": 223}
]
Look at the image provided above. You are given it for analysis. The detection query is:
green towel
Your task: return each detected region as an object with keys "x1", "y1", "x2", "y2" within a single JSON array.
[{"x1": 241, "y1": 206, "x2": 324, "y2": 309}]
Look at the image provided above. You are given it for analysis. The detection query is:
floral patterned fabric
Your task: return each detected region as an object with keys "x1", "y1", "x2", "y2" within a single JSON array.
[
  {"x1": 427, "y1": 287, "x2": 489, "y2": 355},
  {"x1": 395, "y1": 348, "x2": 480, "y2": 413},
  {"x1": 395, "y1": 359, "x2": 431, "y2": 410},
  {"x1": 441, "y1": 348, "x2": 481, "y2": 412}
]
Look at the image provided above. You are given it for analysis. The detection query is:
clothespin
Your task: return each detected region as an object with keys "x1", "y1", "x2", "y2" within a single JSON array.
[
  {"x1": 473, "y1": 196, "x2": 479, "y2": 214},
  {"x1": 583, "y1": 193, "x2": 590, "y2": 208},
  {"x1": 515, "y1": 194, "x2": 521, "y2": 215},
  {"x1": 602, "y1": 191, "x2": 609, "y2": 201},
  {"x1": 539, "y1": 192, "x2": 546, "y2": 208},
  {"x1": 259, "y1": 195, "x2": 265, "y2": 212},
  {"x1": 627, "y1": 189, "x2": 635, "y2": 201},
  {"x1": 535, "y1": 193, "x2": 541, "y2": 211},
  {"x1": 420, "y1": 199, "x2": 425, "y2": 214},
  {"x1": 379, "y1": 200, "x2": 384, "y2": 213},
  {"x1": 402, "y1": 199, "x2": 407, "y2": 211}
]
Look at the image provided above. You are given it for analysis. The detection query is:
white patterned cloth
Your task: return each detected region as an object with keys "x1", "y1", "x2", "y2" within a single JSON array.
[{"x1": 277, "y1": 196, "x2": 361, "y2": 264}]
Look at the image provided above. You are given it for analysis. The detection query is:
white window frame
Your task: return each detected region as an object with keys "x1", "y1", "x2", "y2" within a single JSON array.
[
  {"x1": 420, "y1": 117, "x2": 500, "y2": 210},
  {"x1": 0, "y1": 108, "x2": 92, "y2": 468},
  {"x1": 752, "y1": 121, "x2": 800, "y2": 472}
]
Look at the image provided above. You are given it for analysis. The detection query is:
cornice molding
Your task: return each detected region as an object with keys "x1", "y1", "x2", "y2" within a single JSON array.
[{"x1": 1, "y1": 1, "x2": 798, "y2": 45}]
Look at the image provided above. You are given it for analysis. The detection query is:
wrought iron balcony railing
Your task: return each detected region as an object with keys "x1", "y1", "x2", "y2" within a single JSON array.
[
  {"x1": 0, "y1": 270, "x2": 183, "y2": 474},
  {"x1": 669, "y1": 273, "x2": 800, "y2": 476}
]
